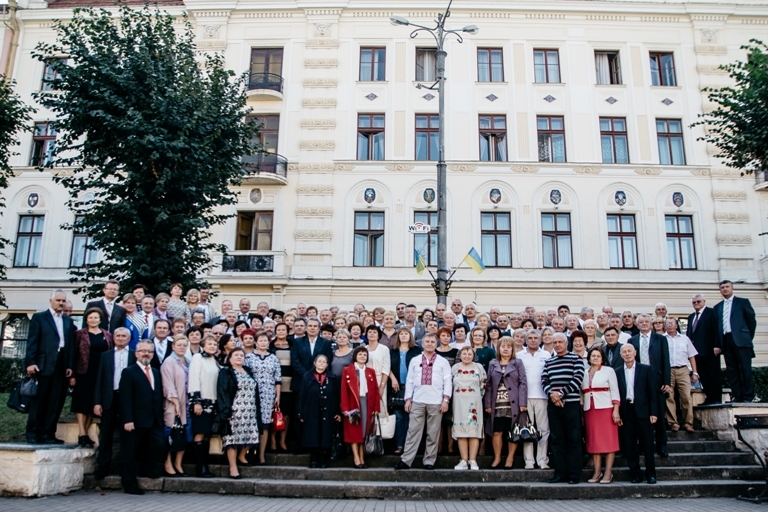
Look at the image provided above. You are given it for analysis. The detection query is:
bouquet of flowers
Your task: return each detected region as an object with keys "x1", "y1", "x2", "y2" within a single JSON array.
[{"x1": 348, "y1": 409, "x2": 361, "y2": 424}]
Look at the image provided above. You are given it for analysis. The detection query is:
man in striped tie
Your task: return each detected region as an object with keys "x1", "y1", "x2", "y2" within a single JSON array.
[{"x1": 715, "y1": 280, "x2": 757, "y2": 403}]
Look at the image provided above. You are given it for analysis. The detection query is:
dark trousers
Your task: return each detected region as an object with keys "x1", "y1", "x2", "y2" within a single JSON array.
[
  {"x1": 394, "y1": 408, "x2": 410, "y2": 448},
  {"x1": 26, "y1": 354, "x2": 68, "y2": 441},
  {"x1": 120, "y1": 425, "x2": 163, "y2": 491},
  {"x1": 96, "y1": 392, "x2": 121, "y2": 474},
  {"x1": 621, "y1": 403, "x2": 656, "y2": 479},
  {"x1": 695, "y1": 354, "x2": 723, "y2": 404},
  {"x1": 722, "y1": 333, "x2": 754, "y2": 402},
  {"x1": 654, "y1": 392, "x2": 667, "y2": 453},
  {"x1": 548, "y1": 401, "x2": 582, "y2": 481}
]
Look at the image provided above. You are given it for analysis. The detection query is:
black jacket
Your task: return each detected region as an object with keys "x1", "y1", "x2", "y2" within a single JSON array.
[
  {"x1": 119, "y1": 363, "x2": 164, "y2": 429},
  {"x1": 84, "y1": 298, "x2": 127, "y2": 334},
  {"x1": 602, "y1": 342, "x2": 625, "y2": 373},
  {"x1": 616, "y1": 362, "x2": 659, "y2": 420},
  {"x1": 687, "y1": 306, "x2": 720, "y2": 356},
  {"x1": 216, "y1": 366, "x2": 263, "y2": 430},
  {"x1": 289, "y1": 336, "x2": 334, "y2": 392},
  {"x1": 628, "y1": 332, "x2": 671, "y2": 388},
  {"x1": 296, "y1": 371, "x2": 340, "y2": 449},
  {"x1": 24, "y1": 310, "x2": 76, "y2": 377},
  {"x1": 389, "y1": 345, "x2": 423, "y2": 384},
  {"x1": 715, "y1": 296, "x2": 757, "y2": 349},
  {"x1": 94, "y1": 348, "x2": 136, "y2": 411}
]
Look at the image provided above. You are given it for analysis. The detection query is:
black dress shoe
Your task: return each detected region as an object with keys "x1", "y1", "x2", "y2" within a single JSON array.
[
  {"x1": 26, "y1": 436, "x2": 39, "y2": 444},
  {"x1": 394, "y1": 461, "x2": 410, "y2": 470},
  {"x1": 647, "y1": 476, "x2": 657, "y2": 484},
  {"x1": 125, "y1": 487, "x2": 145, "y2": 495},
  {"x1": 423, "y1": 464, "x2": 435, "y2": 470},
  {"x1": 230, "y1": 474, "x2": 242, "y2": 480},
  {"x1": 50, "y1": 437, "x2": 65, "y2": 444},
  {"x1": 630, "y1": 477, "x2": 643, "y2": 483},
  {"x1": 546, "y1": 477, "x2": 564, "y2": 484},
  {"x1": 162, "y1": 470, "x2": 177, "y2": 477},
  {"x1": 78, "y1": 435, "x2": 95, "y2": 447},
  {"x1": 568, "y1": 480, "x2": 579, "y2": 485}
]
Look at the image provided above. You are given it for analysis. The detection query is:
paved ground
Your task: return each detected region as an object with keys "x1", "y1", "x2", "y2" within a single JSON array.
[{"x1": 0, "y1": 492, "x2": 764, "y2": 511}]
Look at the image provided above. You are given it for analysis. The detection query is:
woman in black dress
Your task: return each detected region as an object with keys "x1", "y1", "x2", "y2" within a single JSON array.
[
  {"x1": 296, "y1": 355, "x2": 341, "y2": 468},
  {"x1": 71, "y1": 307, "x2": 112, "y2": 446}
]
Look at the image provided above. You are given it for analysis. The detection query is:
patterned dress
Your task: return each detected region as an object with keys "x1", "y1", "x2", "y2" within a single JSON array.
[
  {"x1": 222, "y1": 371, "x2": 260, "y2": 449},
  {"x1": 451, "y1": 362, "x2": 487, "y2": 439},
  {"x1": 244, "y1": 352, "x2": 282, "y2": 426},
  {"x1": 167, "y1": 299, "x2": 191, "y2": 325}
]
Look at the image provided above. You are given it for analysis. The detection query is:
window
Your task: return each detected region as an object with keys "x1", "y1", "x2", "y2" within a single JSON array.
[
  {"x1": 236, "y1": 211, "x2": 273, "y2": 251},
  {"x1": 357, "y1": 114, "x2": 385, "y2": 160},
  {"x1": 354, "y1": 212, "x2": 384, "y2": 267},
  {"x1": 600, "y1": 117, "x2": 629, "y2": 164},
  {"x1": 665, "y1": 215, "x2": 696, "y2": 269},
  {"x1": 650, "y1": 52, "x2": 676, "y2": 86},
  {"x1": 416, "y1": 49, "x2": 437, "y2": 81},
  {"x1": 607, "y1": 214, "x2": 638, "y2": 268},
  {"x1": 41, "y1": 58, "x2": 66, "y2": 91},
  {"x1": 14, "y1": 215, "x2": 44, "y2": 268},
  {"x1": 414, "y1": 211, "x2": 437, "y2": 267},
  {"x1": 541, "y1": 213, "x2": 572, "y2": 268},
  {"x1": 533, "y1": 49, "x2": 560, "y2": 83},
  {"x1": 481, "y1": 212, "x2": 512, "y2": 267},
  {"x1": 253, "y1": 115, "x2": 279, "y2": 153},
  {"x1": 1, "y1": 314, "x2": 30, "y2": 359},
  {"x1": 477, "y1": 48, "x2": 504, "y2": 82},
  {"x1": 70, "y1": 215, "x2": 98, "y2": 268},
  {"x1": 415, "y1": 114, "x2": 439, "y2": 161},
  {"x1": 250, "y1": 48, "x2": 284, "y2": 77},
  {"x1": 29, "y1": 122, "x2": 56, "y2": 167},
  {"x1": 595, "y1": 51, "x2": 621, "y2": 85},
  {"x1": 479, "y1": 115, "x2": 507, "y2": 162},
  {"x1": 656, "y1": 119, "x2": 685, "y2": 165},
  {"x1": 360, "y1": 48, "x2": 386, "y2": 81},
  {"x1": 537, "y1": 116, "x2": 566, "y2": 162}
]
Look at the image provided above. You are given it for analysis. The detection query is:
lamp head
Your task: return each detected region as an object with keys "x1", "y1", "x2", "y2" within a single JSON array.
[
  {"x1": 390, "y1": 16, "x2": 410, "y2": 27},
  {"x1": 462, "y1": 25, "x2": 479, "y2": 35}
]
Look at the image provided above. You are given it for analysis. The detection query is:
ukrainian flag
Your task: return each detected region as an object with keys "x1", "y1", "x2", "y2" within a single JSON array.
[
  {"x1": 462, "y1": 247, "x2": 486, "y2": 274},
  {"x1": 414, "y1": 249, "x2": 426, "y2": 275}
]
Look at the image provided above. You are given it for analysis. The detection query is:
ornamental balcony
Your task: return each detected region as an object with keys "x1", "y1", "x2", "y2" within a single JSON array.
[
  {"x1": 241, "y1": 153, "x2": 288, "y2": 185},
  {"x1": 246, "y1": 72, "x2": 284, "y2": 101}
]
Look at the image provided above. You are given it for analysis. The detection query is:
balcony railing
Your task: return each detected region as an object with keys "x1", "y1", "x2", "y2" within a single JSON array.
[
  {"x1": 247, "y1": 72, "x2": 284, "y2": 94},
  {"x1": 755, "y1": 170, "x2": 767, "y2": 187},
  {"x1": 242, "y1": 152, "x2": 288, "y2": 178},
  {"x1": 222, "y1": 254, "x2": 274, "y2": 272}
]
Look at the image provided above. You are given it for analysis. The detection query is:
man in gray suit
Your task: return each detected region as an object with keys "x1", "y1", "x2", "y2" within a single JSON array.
[
  {"x1": 403, "y1": 304, "x2": 426, "y2": 345},
  {"x1": 715, "y1": 280, "x2": 757, "y2": 403}
]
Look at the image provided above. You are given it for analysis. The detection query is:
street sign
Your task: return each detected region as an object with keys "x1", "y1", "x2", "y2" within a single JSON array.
[{"x1": 408, "y1": 222, "x2": 432, "y2": 234}]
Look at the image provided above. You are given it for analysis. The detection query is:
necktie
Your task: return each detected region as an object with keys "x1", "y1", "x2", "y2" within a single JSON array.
[
  {"x1": 608, "y1": 347, "x2": 613, "y2": 365},
  {"x1": 144, "y1": 313, "x2": 149, "y2": 327},
  {"x1": 692, "y1": 311, "x2": 700, "y2": 332},
  {"x1": 144, "y1": 365, "x2": 152, "y2": 388},
  {"x1": 106, "y1": 301, "x2": 113, "y2": 318},
  {"x1": 723, "y1": 300, "x2": 731, "y2": 334},
  {"x1": 641, "y1": 335, "x2": 649, "y2": 365}
]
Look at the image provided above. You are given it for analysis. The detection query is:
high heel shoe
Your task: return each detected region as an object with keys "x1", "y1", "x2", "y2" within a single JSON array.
[
  {"x1": 162, "y1": 469, "x2": 178, "y2": 477},
  {"x1": 174, "y1": 466, "x2": 187, "y2": 477},
  {"x1": 588, "y1": 472, "x2": 604, "y2": 484},
  {"x1": 599, "y1": 474, "x2": 614, "y2": 484},
  {"x1": 229, "y1": 473, "x2": 242, "y2": 480}
]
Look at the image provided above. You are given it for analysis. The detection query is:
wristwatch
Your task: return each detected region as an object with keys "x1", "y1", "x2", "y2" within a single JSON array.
[{"x1": 692, "y1": 372, "x2": 699, "y2": 377}]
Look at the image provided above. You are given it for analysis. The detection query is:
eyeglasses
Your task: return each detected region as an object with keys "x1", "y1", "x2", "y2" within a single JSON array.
[
  {"x1": 136, "y1": 349, "x2": 153, "y2": 353},
  {"x1": 692, "y1": 300, "x2": 703, "y2": 304}
]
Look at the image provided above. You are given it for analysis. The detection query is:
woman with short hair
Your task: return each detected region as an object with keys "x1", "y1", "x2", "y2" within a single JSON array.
[
  {"x1": 341, "y1": 346, "x2": 380, "y2": 468},
  {"x1": 189, "y1": 334, "x2": 221, "y2": 477},
  {"x1": 161, "y1": 336, "x2": 190, "y2": 476},
  {"x1": 452, "y1": 346, "x2": 487, "y2": 470},
  {"x1": 297, "y1": 355, "x2": 341, "y2": 468}
]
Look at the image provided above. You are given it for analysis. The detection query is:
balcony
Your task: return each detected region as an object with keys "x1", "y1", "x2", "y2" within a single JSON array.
[
  {"x1": 755, "y1": 170, "x2": 768, "y2": 191},
  {"x1": 210, "y1": 251, "x2": 287, "y2": 278},
  {"x1": 246, "y1": 72, "x2": 284, "y2": 101},
  {"x1": 222, "y1": 254, "x2": 274, "y2": 272},
  {"x1": 241, "y1": 152, "x2": 288, "y2": 184}
]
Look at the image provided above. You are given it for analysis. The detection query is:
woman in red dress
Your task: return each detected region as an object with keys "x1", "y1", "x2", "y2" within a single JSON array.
[
  {"x1": 582, "y1": 346, "x2": 621, "y2": 484},
  {"x1": 341, "y1": 346, "x2": 381, "y2": 468}
]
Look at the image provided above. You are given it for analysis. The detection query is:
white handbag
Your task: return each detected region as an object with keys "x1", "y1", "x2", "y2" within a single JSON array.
[{"x1": 378, "y1": 413, "x2": 396, "y2": 440}]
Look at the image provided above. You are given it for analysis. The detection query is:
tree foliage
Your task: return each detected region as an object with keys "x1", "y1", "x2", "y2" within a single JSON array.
[
  {"x1": 33, "y1": 4, "x2": 258, "y2": 298},
  {"x1": 0, "y1": 78, "x2": 34, "y2": 307},
  {"x1": 694, "y1": 39, "x2": 768, "y2": 175}
]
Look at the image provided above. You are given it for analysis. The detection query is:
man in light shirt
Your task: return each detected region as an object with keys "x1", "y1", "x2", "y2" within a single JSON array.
[
  {"x1": 664, "y1": 318, "x2": 698, "y2": 432},
  {"x1": 518, "y1": 329, "x2": 551, "y2": 470},
  {"x1": 395, "y1": 333, "x2": 452, "y2": 470}
]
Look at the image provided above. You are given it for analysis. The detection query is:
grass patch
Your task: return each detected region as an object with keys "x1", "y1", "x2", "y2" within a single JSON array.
[{"x1": 0, "y1": 393, "x2": 74, "y2": 443}]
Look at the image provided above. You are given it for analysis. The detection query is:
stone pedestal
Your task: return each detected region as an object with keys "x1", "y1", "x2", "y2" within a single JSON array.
[
  {"x1": 695, "y1": 403, "x2": 768, "y2": 460},
  {"x1": 56, "y1": 418, "x2": 100, "y2": 447},
  {"x1": 0, "y1": 443, "x2": 95, "y2": 497}
]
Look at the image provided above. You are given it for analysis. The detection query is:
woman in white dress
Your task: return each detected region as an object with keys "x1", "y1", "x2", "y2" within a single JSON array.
[{"x1": 364, "y1": 324, "x2": 391, "y2": 414}]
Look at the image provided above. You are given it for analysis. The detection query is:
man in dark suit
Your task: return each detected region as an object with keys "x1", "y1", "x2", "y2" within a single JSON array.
[
  {"x1": 601, "y1": 327, "x2": 624, "y2": 372},
  {"x1": 24, "y1": 290, "x2": 76, "y2": 444},
  {"x1": 150, "y1": 318, "x2": 173, "y2": 369},
  {"x1": 290, "y1": 318, "x2": 333, "y2": 393},
  {"x1": 236, "y1": 298, "x2": 257, "y2": 323},
  {"x1": 119, "y1": 340, "x2": 164, "y2": 495},
  {"x1": 93, "y1": 327, "x2": 135, "y2": 479},
  {"x1": 687, "y1": 294, "x2": 722, "y2": 405},
  {"x1": 715, "y1": 280, "x2": 758, "y2": 403},
  {"x1": 629, "y1": 313, "x2": 670, "y2": 457},
  {"x1": 617, "y1": 343, "x2": 659, "y2": 484},
  {"x1": 84, "y1": 279, "x2": 126, "y2": 334}
]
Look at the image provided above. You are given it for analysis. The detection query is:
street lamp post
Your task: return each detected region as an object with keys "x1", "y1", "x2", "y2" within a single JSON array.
[{"x1": 391, "y1": 1, "x2": 478, "y2": 306}]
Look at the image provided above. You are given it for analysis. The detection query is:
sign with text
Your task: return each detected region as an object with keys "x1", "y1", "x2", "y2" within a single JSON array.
[{"x1": 408, "y1": 222, "x2": 432, "y2": 234}]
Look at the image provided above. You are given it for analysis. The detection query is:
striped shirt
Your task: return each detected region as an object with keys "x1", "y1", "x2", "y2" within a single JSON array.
[{"x1": 541, "y1": 352, "x2": 585, "y2": 404}]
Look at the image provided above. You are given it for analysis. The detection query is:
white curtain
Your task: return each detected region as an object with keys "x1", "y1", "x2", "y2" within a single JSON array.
[{"x1": 595, "y1": 53, "x2": 610, "y2": 85}]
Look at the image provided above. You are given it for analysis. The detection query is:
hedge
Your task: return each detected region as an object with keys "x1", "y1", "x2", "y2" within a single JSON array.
[{"x1": 0, "y1": 358, "x2": 24, "y2": 393}]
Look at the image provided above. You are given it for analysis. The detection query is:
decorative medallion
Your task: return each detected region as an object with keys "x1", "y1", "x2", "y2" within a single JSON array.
[
  {"x1": 27, "y1": 193, "x2": 39, "y2": 208},
  {"x1": 614, "y1": 190, "x2": 627, "y2": 207},
  {"x1": 544, "y1": 95, "x2": 556, "y2": 103},
  {"x1": 365, "y1": 93, "x2": 378, "y2": 101},
  {"x1": 422, "y1": 93, "x2": 435, "y2": 101},
  {"x1": 549, "y1": 189, "x2": 562, "y2": 205},
  {"x1": 364, "y1": 188, "x2": 376, "y2": 204},
  {"x1": 250, "y1": 188, "x2": 262, "y2": 204},
  {"x1": 489, "y1": 188, "x2": 502, "y2": 204},
  {"x1": 423, "y1": 188, "x2": 436, "y2": 205},
  {"x1": 605, "y1": 96, "x2": 618, "y2": 105},
  {"x1": 486, "y1": 94, "x2": 498, "y2": 102},
  {"x1": 661, "y1": 98, "x2": 674, "y2": 106},
  {"x1": 83, "y1": 192, "x2": 95, "y2": 203},
  {"x1": 672, "y1": 191, "x2": 685, "y2": 208}
]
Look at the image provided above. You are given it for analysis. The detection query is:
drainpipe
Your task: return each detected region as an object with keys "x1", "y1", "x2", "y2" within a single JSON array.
[{"x1": 2, "y1": 0, "x2": 20, "y2": 81}]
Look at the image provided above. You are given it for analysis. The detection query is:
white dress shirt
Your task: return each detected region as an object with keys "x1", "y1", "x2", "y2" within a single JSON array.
[
  {"x1": 517, "y1": 348, "x2": 552, "y2": 399},
  {"x1": 103, "y1": 297, "x2": 114, "y2": 320},
  {"x1": 154, "y1": 337, "x2": 170, "y2": 363},
  {"x1": 618, "y1": 331, "x2": 631, "y2": 344},
  {"x1": 48, "y1": 308, "x2": 65, "y2": 350},
  {"x1": 308, "y1": 337, "x2": 317, "y2": 356},
  {"x1": 404, "y1": 353, "x2": 452, "y2": 405},
  {"x1": 624, "y1": 364, "x2": 636, "y2": 401},
  {"x1": 114, "y1": 347, "x2": 130, "y2": 390},
  {"x1": 666, "y1": 332, "x2": 698, "y2": 367}
]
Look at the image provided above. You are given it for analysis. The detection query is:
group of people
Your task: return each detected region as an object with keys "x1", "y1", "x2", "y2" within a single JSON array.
[{"x1": 22, "y1": 279, "x2": 756, "y2": 493}]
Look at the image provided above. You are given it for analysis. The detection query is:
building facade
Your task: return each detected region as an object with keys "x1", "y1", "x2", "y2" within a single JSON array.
[{"x1": 2, "y1": 0, "x2": 768, "y2": 360}]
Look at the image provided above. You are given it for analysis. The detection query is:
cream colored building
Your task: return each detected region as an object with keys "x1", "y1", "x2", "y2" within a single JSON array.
[{"x1": 2, "y1": 0, "x2": 768, "y2": 360}]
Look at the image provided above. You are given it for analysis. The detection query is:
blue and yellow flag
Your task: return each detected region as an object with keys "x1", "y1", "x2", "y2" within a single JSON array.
[
  {"x1": 414, "y1": 249, "x2": 426, "y2": 275},
  {"x1": 462, "y1": 247, "x2": 486, "y2": 274}
]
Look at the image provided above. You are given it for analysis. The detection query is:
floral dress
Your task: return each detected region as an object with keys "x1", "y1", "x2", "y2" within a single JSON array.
[
  {"x1": 222, "y1": 371, "x2": 260, "y2": 449},
  {"x1": 451, "y1": 362, "x2": 487, "y2": 439},
  {"x1": 244, "y1": 352, "x2": 282, "y2": 426}
]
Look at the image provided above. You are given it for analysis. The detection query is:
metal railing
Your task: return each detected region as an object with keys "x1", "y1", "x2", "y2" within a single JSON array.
[
  {"x1": 755, "y1": 170, "x2": 768, "y2": 186},
  {"x1": 247, "y1": 72, "x2": 284, "y2": 93},
  {"x1": 222, "y1": 254, "x2": 274, "y2": 272},
  {"x1": 241, "y1": 152, "x2": 288, "y2": 178}
]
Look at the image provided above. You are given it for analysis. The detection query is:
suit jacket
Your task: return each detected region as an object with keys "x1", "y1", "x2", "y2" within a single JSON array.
[
  {"x1": 602, "y1": 342, "x2": 625, "y2": 373},
  {"x1": 715, "y1": 296, "x2": 757, "y2": 349},
  {"x1": 119, "y1": 363, "x2": 164, "y2": 429},
  {"x1": 198, "y1": 302, "x2": 216, "y2": 322},
  {"x1": 150, "y1": 337, "x2": 174, "y2": 369},
  {"x1": 407, "y1": 322, "x2": 426, "y2": 344},
  {"x1": 94, "y1": 348, "x2": 136, "y2": 411},
  {"x1": 84, "y1": 298, "x2": 126, "y2": 334},
  {"x1": 289, "y1": 336, "x2": 334, "y2": 392},
  {"x1": 24, "y1": 310, "x2": 76, "y2": 377},
  {"x1": 687, "y1": 306, "x2": 720, "y2": 356},
  {"x1": 616, "y1": 362, "x2": 658, "y2": 420},
  {"x1": 629, "y1": 332, "x2": 671, "y2": 387}
]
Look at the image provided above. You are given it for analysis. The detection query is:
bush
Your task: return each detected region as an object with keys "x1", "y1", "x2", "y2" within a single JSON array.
[
  {"x1": 0, "y1": 357, "x2": 24, "y2": 393},
  {"x1": 721, "y1": 367, "x2": 768, "y2": 402}
]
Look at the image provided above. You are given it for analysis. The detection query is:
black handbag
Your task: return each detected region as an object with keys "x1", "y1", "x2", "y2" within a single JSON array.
[
  {"x1": 364, "y1": 416, "x2": 384, "y2": 456},
  {"x1": 388, "y1": 387, "x2": 406, "y2": 410},
  {"x1": 7, "y1": 379, "x2": 32, "y2": 414},
  {"x1": 212, "y1": 417, "x2": 231, "y2": 436},
  {"x1": 19, "y1": 377, "x2": 38, "y2": 397},
  {"x1": 168, "y1": 416, "x2": 188, "y2": 452},
  {"x1": 508, "y1": 411, "x2": 542, "y2": 444}
]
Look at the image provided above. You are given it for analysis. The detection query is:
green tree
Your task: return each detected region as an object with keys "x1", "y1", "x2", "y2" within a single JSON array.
[
  {"x1": 0, "y1": 78, "x2": 34, "y2": 307},
  {"x1": 694, "y1": 39, "x2": 768, "y2": 175},
  {"x1": 33, "y1": 5, "x2": 258, "y2": 298}
]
